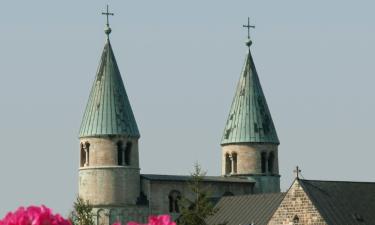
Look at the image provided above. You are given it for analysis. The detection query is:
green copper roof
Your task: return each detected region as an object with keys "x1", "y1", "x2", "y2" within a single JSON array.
[
  {"x1": 79, "y1": 38, "x2": 140, "y2": 138},
  {"x1": 221, "y1": 42, "x2": 279, "y2": 145}
]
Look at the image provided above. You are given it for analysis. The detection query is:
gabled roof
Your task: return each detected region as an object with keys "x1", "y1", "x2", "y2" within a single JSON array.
[
  {"x1": 79, "y1": 38, "x2": 139, "y2": 138},
  {"x1": 141, "y1": 174, "x2": 254, "y2": 183},
  {"x1": 221, "y1": 42, "x2": 279, "y2": 145},
  {"x1": 299, "y1": 179, "x2": 375, "y2": 225},
  {"x1": 206, "y1": 192, "x2": 285, "y2": 225}
]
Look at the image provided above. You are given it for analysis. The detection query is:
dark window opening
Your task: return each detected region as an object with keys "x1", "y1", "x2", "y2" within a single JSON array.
[
  {"x1": 225, "y1": 153, "x2": 231, "y2": 175},
  {"x1": 80, "y1": 143, "x2": 85, "y2": 167},
  {"x1": 169, "y1": 190, "x2": 181, "y2": 213},
  {"x1": 117, "y1": 141, "x2": 124, "y2": 166},
  {"x1": 84, "y1": 142, "x2": 90, "y2": 166},
  {"x1": 261, "y1": 152, "x2": 267, "y2": 173},
  {"x1": 268, "y1": 152, "x2": 275, "y2": 174},
  {"x1": 293, "y1": 215, "x2": 299, "y2": 224},
  {"x1": 125, "y1": 142, "x2": 132, "y2": 166},
  {"x1": 232, "y1": 152, "x2": 237, "y2": 174}
]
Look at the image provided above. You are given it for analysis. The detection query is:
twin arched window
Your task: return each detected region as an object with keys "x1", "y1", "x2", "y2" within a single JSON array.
[
  {"x1": 117, "y1": 141, "x2": 132, "y2": 166},
  {"x1": 261, "y1": 151, "x2": 275, "y2": 174},
  {"x1": 225, "y1": 152, "x2": 238, "y2": 175}
]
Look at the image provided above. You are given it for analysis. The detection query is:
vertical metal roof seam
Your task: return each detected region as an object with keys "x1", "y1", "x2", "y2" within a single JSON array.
[
  {"x1": 221, "y1": 46, "x2": 279, "y2": 145},
  {"x1": 79, "y1": 38, "x2": 140, "y2": 138}
]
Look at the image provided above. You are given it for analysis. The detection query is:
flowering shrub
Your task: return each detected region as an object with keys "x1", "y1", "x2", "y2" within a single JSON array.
[
  {"x1": 124, "y1": 215, "x2": 176, "y2": 225},
  {"x1": 0, "y1": 205, "x2": 71, "y2": 225},
  {"x1": 0, "y1": 205, "x2": 175, "y2": 225}
]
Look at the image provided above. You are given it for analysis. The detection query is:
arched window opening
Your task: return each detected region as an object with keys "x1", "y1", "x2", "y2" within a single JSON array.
[
  {"x1": 261, "y1": 152, "x2": 267, "y2": 173},
  {"x1": 168, "y1": 190, "x2": 181, "y2": 213},
  {"x1": 268, "y1": 152, "x2": 275, "y2": 174},
  {"x1": 97, "y1": 209, "x2": 106, "y2": 225},
  {"x1": 232, "y1": 152, "x2": 238, "y2": 174},
  {"x1": 293, "y1": 215, "x2": 299, "y2": 224},
  {"x1": 83, "y1": 142, "x2": 90, "y2": 167},
  {"x1": 225, "y1": 153, "x2": 231, "y2": 175},
  {"x1": 125, "y1": 142, "x2": 132, "y2": 166},
  {"x1": 117, "y1": 141, "x2": 124, "y2": 166},
  {"x1": 80, "y1": 143, "x2": 86, "y2": 167}
]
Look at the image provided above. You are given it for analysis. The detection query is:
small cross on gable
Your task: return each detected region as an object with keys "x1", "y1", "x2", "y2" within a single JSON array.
[{"x1": 294, "y1": 166, "x2": 302, "y2": 179}]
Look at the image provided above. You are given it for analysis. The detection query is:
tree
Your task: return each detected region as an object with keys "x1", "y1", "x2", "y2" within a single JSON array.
[
  {"x1": 178, "y1": 163, "x2": 218, "y2": 225},
  {"x1": 70, "y1": 197, "x2": 94, "y2": 225}
]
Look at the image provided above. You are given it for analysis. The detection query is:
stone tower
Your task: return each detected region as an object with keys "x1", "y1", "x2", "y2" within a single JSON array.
[
  {"x1": 78, "y1": 15, "x2": 142, "y2": 223},
  {"x1": 221, "y1": 33, "x2": 280, "y2": 193}
]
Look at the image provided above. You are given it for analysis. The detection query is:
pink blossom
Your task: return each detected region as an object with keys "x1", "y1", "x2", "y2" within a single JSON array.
[
  {"x1": 126, "y1": 215, "x2": 175, "y2": 225},
  {"x1": 0, "y1": 206, "x2": 71, "y2": 225}
]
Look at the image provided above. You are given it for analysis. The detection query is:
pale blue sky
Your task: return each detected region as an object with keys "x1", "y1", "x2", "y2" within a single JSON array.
[{"x1": 0, "y1": 0, "x2": 374, "y2": 217}]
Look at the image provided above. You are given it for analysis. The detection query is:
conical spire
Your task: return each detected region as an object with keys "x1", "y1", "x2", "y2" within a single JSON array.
[
  {"x1": 221, "y1": 42, "x2": 279, "y2": 145},
  {"x1": 79, "y1": 29, "x2": 139, "y2": 138}
]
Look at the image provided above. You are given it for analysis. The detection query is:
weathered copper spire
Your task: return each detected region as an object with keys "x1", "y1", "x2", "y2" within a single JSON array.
[
  {"x1": 221, "y1": 19, "x2": 279, "y2": 145},
  {"x1": 79, "y1": 6, "x2": 139, "y2": 138}
]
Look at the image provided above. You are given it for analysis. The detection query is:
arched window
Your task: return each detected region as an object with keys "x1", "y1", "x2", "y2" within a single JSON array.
[
  {"x1": 117, "y1": 141, "x2": 124, "y2": 166},
  {"x1": 125, "y1": 142, "x2": 132, "y2": 166},
  {"x1": 261, "y1": 152, "x2": 267, "y2": 173},
  {"x1": 225, "y1": 153, "x2": 231, "y2": 175},
  {"x1": 80, "y1": 143, "x2": 86, "y2": 167},
  {"x1": 293, "y1": 215, "x2": 299, "y2": 224},
  {"x1": 268, "y1": 152, "x2": 275, "y2": 173},
  {"x1": 168, "y1": 190, "x2": 181, "y2": 213},
  {"x1": 97, "y1": 209, "x2": 106, "y2": 225},
  {"x1": 232, "y1": 152, "x2": 237, "y2": 174},
  {"x1": 81, "y1": 142, "x2": 90, "y2": 167}
]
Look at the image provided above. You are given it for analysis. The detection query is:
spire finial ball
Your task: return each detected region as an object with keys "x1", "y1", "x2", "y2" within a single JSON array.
[
  {"x1": 104, "y1": 25, "x2": 112, "y2": 35},
  {"x1": 246, "y1": 39, "x2": 252, "y2": 47}
]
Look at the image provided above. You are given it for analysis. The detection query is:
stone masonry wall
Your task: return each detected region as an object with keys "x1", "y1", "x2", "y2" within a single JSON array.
[
  {"x1": 221, "y1": 143, "x2": 279, "y2": 175},
  {"x1": 93, "y1": 206, "x2": 149, "y2": 225},
  {"x1": 268, "y1": 180, "x2": 327, "y2": 225},
  {"x1": 145, "y1": 180, "x2": 253, "y2": 215}
]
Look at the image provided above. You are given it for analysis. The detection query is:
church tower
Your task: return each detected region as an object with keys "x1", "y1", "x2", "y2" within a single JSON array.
[
  {"x1": 221, "y1": 19, "x2": 280, "y2": 193},
  {"x1": 78, "y1": 7, "x2": 142, "y2": 223}
]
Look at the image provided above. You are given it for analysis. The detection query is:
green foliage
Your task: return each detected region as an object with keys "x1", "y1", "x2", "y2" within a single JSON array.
[
  {"x1": 178, "y1": 163, "x2": 218, "y2": 225},
  {"x1": 70, "y1": 197, "x2": 94, "y2": 225}
]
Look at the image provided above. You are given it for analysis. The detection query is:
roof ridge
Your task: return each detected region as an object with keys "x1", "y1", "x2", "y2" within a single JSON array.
[
  {"x1": 300, "y1": 178, "x2": 375, "y2": 184},
  {"x1": 222, "y1": 192, "x2": 286, "y2": 199}
]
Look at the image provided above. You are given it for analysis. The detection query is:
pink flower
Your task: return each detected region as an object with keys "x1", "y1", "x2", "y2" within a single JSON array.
[
  {"x1": 126, "y1": 215, "x2": 175, "y2": 225},
  {"x1": 0, "y1": 206, "x2": 71, "y2": 225}
]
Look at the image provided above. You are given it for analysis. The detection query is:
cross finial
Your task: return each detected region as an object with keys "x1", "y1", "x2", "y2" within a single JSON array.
[
  {"x1": 243, "y1": 17, "x2": 255, "y2": 40},
  {"x1": 102, "y1": 5, "x2": 114, "y2": 36},
  {"x1": 294, "y1": 166, "x2": 302, "y2": 179},
  {"x1": 102, "y1": 5, "x2": 114, "y2": 26}
]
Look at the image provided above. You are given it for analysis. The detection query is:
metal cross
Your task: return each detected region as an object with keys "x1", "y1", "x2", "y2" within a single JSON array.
[
  {"x1": 294, "y1": 166, "x2": 301, "y2": 179},
  {"x1": 102, "y1": 4, "x2": 114, "y2": 26},
  {"x1": 243, "y1": 17, "x2": 255, "y2": 39}
]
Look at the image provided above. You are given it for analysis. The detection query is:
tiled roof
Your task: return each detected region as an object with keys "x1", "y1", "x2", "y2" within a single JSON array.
[
  {"x1": 141, "y1": 174, "x2": 254, "y2": 183},
  {"x1": 299, "y1": 179, "x2": 375, "y2": 225},
  {"x1": 221, "y1": 44, "x2": 279, "y2": 145},
  {"x1": 79, "y1": 38, "x2": 139, "y2": 138},
  {"x1": 206, "y1": 192, "x2": 285, "y2": 225}
]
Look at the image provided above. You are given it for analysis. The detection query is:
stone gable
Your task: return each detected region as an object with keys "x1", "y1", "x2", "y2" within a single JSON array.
[{"x1": 268, "y1": 179, "x2": 326, "y2": 225}]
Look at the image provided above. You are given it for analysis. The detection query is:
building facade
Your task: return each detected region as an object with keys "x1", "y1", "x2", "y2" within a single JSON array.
[{"x1": 78, "y1": 18, "x2": 281, "y2": 225}]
